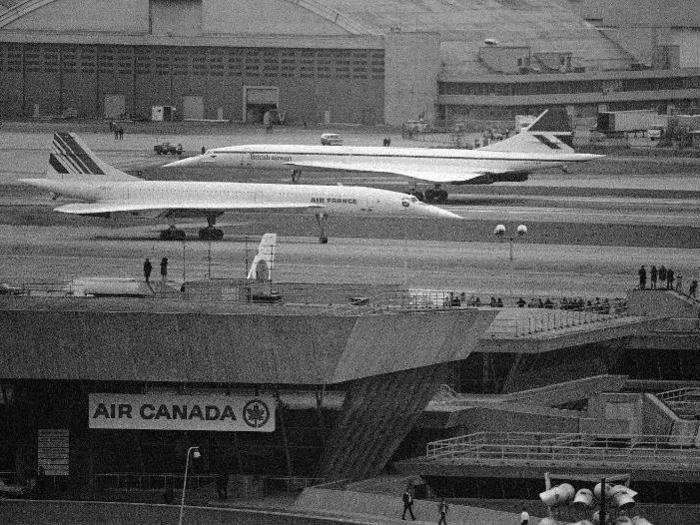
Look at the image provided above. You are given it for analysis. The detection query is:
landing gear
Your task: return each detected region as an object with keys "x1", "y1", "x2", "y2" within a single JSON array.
[
  {"x1": 198, "y1": 215, "x2": 223, "y2": 241},
  {"x1": 315, "y1": 212, "x2": 328, "y2": 244},
  {"x1": 291, "y1": 169, "x2": 301, "y2": 183},
  {"x1": 198, "y1": 226, "x2": 224, "y2": 240},
  {"x1": 408, "y1": 188, "x2": 425, "y2": 201},
  {"x1": 160, "y1": 226, "x2": 186, "y2": 241},
  {"x1": 424, "y1": 185, "x2": 449, "y2": 204}
]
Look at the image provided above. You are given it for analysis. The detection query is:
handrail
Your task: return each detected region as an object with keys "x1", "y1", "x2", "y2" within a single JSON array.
[
  {"x1": 426, "y1": 431, "x2": 700, "y2": 457},
  {"x1": 423, "y1": 432, "x2": 700, "y2": 472}
]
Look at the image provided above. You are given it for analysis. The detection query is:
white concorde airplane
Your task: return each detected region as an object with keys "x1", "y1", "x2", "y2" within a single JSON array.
[
  {"x1": 166, "y1": 108, "x2": 603, "y2": 203},
  {"x1": 20, "y1": 133, "x2": 461, "y2": 243}
]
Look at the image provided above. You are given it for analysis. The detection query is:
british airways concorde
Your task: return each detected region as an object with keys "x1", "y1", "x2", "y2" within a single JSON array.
[
  {"x1": 167, "y1": 108, "x2": 602, "y2": 203},
  {"x1": 21, "y1": 133, "x2": 461, "y2": 242}
]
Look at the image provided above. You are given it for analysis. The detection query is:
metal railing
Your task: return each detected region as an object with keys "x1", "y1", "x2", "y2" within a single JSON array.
[
  {"x1": 657, "y1": 387, "x2": 700, "y2": 419},
  {"x1": 485, "y1": 309, "x2": 637, "y2": 338},
  {"x1": 425, "y1": 431, "x2": 700, "y2": 470}
]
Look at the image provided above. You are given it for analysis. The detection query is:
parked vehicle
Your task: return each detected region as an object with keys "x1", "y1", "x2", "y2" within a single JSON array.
[
  {"x1": 320, "y1": 133, "x2": 343, "y2": 146},
  {"x1": 154, "y1": 142, "x2": 183, "y2": 155}
]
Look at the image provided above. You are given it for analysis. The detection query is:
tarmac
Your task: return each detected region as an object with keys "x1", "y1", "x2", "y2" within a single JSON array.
[{"x1": 0, "y1": 125, "x2": 698, "y2": 301}]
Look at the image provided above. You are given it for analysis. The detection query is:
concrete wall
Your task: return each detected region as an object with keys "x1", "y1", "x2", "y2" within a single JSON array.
[
  {"x1": 383, "y1": 31, "x2": 440, "y2": 126},
  {"x1": 0, "y1": 42, "x2": 385, "y2": 122},
  {"x1": 6, "y1": 0, "x2": 148, "y2": 32},
  {"x1": 671, "y1": 29, "x2": 700, "y2": 68}
]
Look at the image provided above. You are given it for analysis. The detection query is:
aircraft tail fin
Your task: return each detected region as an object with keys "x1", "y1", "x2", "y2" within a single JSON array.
[
  {"x1": 479, "y1": 108, "x2": 574, "y2": 153},
  {"x1": 246, "y1": 233, "x2": 277, "y2": 281},
  {"x1": 48, "y1": 132, "x2": 138, "y2": 180}
]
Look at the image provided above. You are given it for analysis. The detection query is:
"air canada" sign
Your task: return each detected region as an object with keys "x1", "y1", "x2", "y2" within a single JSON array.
[{"x1": 88, "y1": 393, "x2": 275, "y2": 432}]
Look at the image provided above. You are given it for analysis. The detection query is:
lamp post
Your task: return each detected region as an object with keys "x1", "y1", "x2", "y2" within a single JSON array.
[
  {"x1": 178, "y1": 446, "x2": 201, "y2": 525},
  {"x1": 494, "y1": 223, "x2": 527, "y2": 301}
]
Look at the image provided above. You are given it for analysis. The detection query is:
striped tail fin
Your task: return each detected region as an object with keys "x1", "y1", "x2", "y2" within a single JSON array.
[
  {"x1": 49, "y1": 132, "x2": 138, "y2": 180},
  {"x1": 479, "y1": 108, "x2": 575, "y2": 153}
]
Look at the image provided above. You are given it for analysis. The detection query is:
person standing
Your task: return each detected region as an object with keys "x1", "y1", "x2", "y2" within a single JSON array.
[
  {"x1": 689, "y1": 279, "x2": 697, "y2": 299},
  {"x1": 659, "y1": 265, "x2": 667, "y2": 288},
  {"x1": 401, "y1": 487, "x2": 416, "y2": 520},
  {"x1": 160, "y1": 257, "x2": 168, "y2": 291},
  {"x1": 437, "y1": 498, "x2": 449, "y2": 525},
  {"x1": 520, "y1": 506, "x2": 530, "y2": 525},
  {"x1": 676, "y1": 273, "x2": 683, "y2": 293},
  {"x1": 638, "y1": 265, "x2": 646, "y2": 290},
  {"x1": 143, "y1": 258, "x2": 152, "y2": 284},
  {"x1": 650, "y1": 265, "x2": 657, "y2": 289},
  {"x1": 666, "y1": 268, "x2": 674, "y2": 290}
]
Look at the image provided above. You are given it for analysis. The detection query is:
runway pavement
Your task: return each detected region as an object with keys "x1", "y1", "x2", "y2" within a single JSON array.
[
  {"x1": 1, "y1": 224, "x2": 697, "y2": 300},
  {"x1": 0, "y1": 127, "x2": 698, "y2": 300}
]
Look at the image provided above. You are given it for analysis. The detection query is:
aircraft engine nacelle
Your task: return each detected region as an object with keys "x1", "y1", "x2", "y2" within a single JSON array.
[
  {"x1": 573, "y1": 488, "x2": 594, "y2": 507},
  {"x1": 539, "y1": 483, "x2": 575, "y2": 507},
  {"x1": 631, "y1": 517, "x2": 653, "y2": 525}
]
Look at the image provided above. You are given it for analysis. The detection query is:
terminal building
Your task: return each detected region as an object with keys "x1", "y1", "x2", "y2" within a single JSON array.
[
  {"x1": 0, "y1": 282, "x2": 698, "y2": 522},
  {"x1": 0, "y1": 0, "x2": 698, "y2": 126}
]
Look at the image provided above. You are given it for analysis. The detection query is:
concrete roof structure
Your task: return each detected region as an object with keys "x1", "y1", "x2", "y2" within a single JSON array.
[{"x1": 0, "y1": 0, "x2": 630, "y2": 73}]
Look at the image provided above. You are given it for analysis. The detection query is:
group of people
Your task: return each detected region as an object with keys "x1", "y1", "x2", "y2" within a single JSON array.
[
  {"x1": 401, "y1": 487, "x2": 450, "y2": 524},
  {"x1": 401, "y1": 487, "x2": 529, "y2": 524},
  {"x1": 638, "y1": 265, "x2": 697, "y2": 298},
  {"x1": 516, "y1": 296, "x2": 624, "y2": 314},
  {"x1": 109, "y1": 121, "x2": 125, "y2": 139},
  {"x1": 143, "y1": 257, "x2": 168, "y2": 287}
]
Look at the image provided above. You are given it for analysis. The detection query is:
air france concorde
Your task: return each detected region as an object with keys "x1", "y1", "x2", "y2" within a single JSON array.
[
  {"x1": 167, "y1": 108, "x2": 602, "y2": 204},
  {"x1": 21, "y1": 132, "x2": 461, "y2": 242}
]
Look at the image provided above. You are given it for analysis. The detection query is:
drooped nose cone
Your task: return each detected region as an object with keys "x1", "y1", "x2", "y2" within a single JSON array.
[
  {"x1": 420, "y1": 203, "x2": 463, "y2": 219},
  {"x1": 162, "y1": 155, "x2": 207, "y2": 168}
]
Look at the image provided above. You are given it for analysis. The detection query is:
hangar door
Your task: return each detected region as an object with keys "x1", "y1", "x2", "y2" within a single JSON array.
[
  {"x1": 103, "y1": 94, "x2": 125, "y2": 119},
  {"x1": 243, "y1": 86, "x2": 279, "y2": 123},
  {"x1": 183, "y1": 96, "x2": 204, "y2": 121}
]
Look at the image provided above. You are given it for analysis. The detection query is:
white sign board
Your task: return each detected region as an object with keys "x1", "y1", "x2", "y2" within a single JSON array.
[
  {"x1": 37, "y1": 429, "x2": 69, "y2": 476},
  {"x1": 88, "y1": 393, "x2": 275, "y2": 432}
]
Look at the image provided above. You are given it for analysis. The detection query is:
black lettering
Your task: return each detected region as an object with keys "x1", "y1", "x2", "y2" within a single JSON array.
[
  {"x1": 205, "y1": 405, "x2": 220, "y2": 420},
  {"x1": 189, "y1": 405, "x2": 204, "y2": 420},
  {"x1": 220, "y1": 405, "x2": 237, "y2": 421},
  {"x1": 155, "y1": 404, "x2": 171, "y2": 419},
  {"x1": 92, "y1": 403, "x2": 110, "y2": 419},
  {"x1": 140, "y1": 404, "x2": 155, "y2": 419},
  {"x1": 172, "y1": 405, "x2": 187, "y2": 420},
  {"x1": 118, "y1": 404, "x2": 132, "y2": 419}
]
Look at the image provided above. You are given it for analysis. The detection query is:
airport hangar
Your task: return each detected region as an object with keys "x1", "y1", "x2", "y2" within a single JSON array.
[
  {"x1": 0, "y1": 0, "x2": 698, "y2": 127},
  {"x1": 0, "y1": 286, "x2": 698, "y2": 500}
]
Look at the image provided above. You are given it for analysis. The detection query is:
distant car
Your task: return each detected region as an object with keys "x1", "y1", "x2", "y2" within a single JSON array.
[
  {"x1": 154, "y1": 142, "x2": 183, "y2": 155},
  {"x1": 0, "y1": 282, "x2": 24, "y2": 295},
  {"x1": 320, "y1": 133, "x2": 343, "y2": 146}
]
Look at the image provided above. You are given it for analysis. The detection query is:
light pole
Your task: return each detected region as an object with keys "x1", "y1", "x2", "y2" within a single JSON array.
[
  {"x1": 494, "y1": 223, "x2": 527, "y2": 301},
  {"x1": 178, "y1": 446, "x2": 201, "y2": 525}
]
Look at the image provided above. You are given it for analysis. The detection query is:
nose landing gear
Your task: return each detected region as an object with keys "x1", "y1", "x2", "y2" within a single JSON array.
[
  {"x1": 198, "y1": 215, "x2": 224, "y2": 241},
  {"x1": 160, "y1": 225, "x2": 186, "y2": 241},
  {"x1": 424, "y1": 185, "x2": 449, "y2": 204}
]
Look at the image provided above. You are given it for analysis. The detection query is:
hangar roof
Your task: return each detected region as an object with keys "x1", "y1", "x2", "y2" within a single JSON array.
[{"x1": 0, "y1": 0, "x2": 629, "y2": 73}]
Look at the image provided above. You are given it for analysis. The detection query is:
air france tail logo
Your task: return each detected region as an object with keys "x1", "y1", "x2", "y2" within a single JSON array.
[{"x1": 50, "y1": 132, "x2": 104, "y2": 175}]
